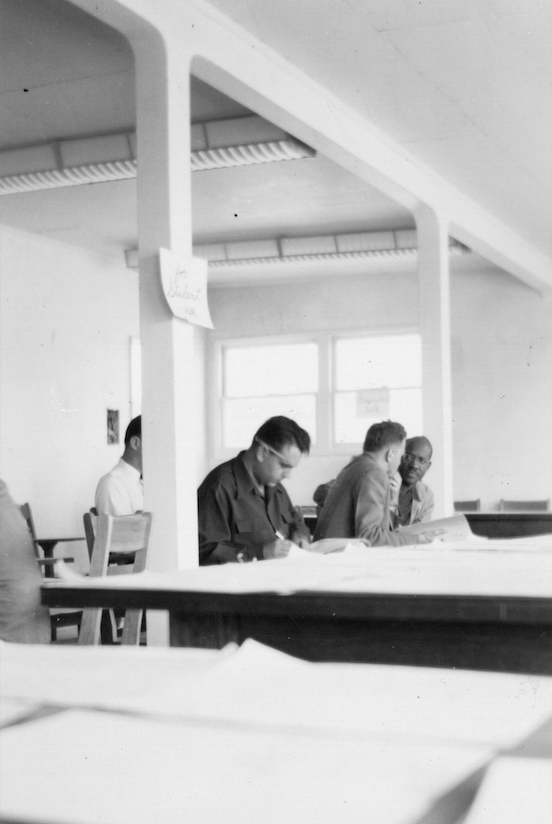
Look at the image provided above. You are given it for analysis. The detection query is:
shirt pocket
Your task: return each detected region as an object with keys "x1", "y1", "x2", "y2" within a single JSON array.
[
  {"x1": 280, "y1": 510, "x2": 296, "y2": 529},
  {"x1": 234, "y1": 517, "x2": 273, "y2": 544},
  {"x1": 235, "y1": 518, "x2": 256, "y2": 534}
]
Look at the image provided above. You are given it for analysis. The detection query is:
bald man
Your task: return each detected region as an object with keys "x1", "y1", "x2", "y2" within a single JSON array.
[{"x1": 393, "y1": 436, "x2": 435, "y2": 527}]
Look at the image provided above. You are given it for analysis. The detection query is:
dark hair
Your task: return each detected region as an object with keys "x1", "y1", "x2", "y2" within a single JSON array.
[
  {"x1": 124, "y1": 415, "x2": 142, "y2": 447},
  {"x1": 363, "y1": 420, "x2": 406, "y2": 453},
  {"x1": 405, "y1": 435, "x2": 432, "y2": 457},
  {"x1": 254, "y1": 416, "x2": 311, "y2": 455}
]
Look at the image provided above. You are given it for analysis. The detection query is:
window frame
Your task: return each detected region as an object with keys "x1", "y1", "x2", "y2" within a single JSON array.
[
  {"x1": 330, "y1": 329, "x2": 423, "y2": 450},
  {"x1": 211, "y1": 327, "x2": 421, "y2": 460}
]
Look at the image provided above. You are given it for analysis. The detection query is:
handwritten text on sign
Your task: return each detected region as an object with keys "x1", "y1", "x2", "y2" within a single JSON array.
[{"x1": 159, "y1": 248, "x2": 213, "y2": 329}]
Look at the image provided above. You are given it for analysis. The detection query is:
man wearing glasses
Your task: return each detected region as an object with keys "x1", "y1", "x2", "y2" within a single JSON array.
[
  {"x1": 313, "y1": 421, "x2": 437, "y2": 546},
  {"x1": 198, "y1": 416, "x2": 311, "y2": 564},
  {"x1": 393, "y1": 436, "x2": 435, "y2": 528}
]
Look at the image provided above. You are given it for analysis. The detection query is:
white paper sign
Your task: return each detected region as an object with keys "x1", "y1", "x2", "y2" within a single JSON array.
[
  {"x1": 356, "y1": 387, "x2": 389, "y2": 418},
  {"x1": 159, "y1": 248, "x2": 213, "y2": 328}
]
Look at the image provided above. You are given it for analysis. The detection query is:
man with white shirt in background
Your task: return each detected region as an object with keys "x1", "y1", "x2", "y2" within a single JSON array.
[{"x1": 95, "y1": 415, "x2": 143, "y2": 515}]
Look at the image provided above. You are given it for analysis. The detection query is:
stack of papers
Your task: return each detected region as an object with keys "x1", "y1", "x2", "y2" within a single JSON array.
[
  {"x1": 44, "y1": 539, "x2": 552, "y2": 598},
  {"x1": 2, "y1": 640, "x2": 551, "y2": 824}
]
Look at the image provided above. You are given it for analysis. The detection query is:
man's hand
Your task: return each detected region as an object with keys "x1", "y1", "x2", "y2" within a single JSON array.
[
  {"x1": 417, "y1": 529, "x2": 447, "y2": 544},
  {"x1": 389, "y1": 472, "x2": 401, "y2": 507},
  {"x1": 262, "y1": 538, "x2": 294, "y2": 559},
  {"x1": 291, "y1": 531, "x2": 311, "y2": 549}
]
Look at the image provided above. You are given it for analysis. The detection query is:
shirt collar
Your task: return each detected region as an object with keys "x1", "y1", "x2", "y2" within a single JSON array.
[
  {"x1": 234, "y1": 452, "x2": 260, "y2": 500},
  {"x1": 119, "y1": 457, "x2": 142, "y2": 480},
  {"x1": 234, "y1": 451, "x2": 283, "y2": 500}
]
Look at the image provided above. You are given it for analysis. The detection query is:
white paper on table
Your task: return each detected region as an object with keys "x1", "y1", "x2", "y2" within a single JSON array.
[
  {"x1": 0, "y1": 640, "x2": 225, "y2": 708},
  {"x1": 286, "y1": 541, "x2": 365, "y2": 561},
  {"x1": 0, "y1": 708, "x2": 493, "y2": 824},
  {"x1": 463, "y1": 757, "x2": 552, "y2": 824},
  {"x1": 126, "y1": 638, "x2": 552, "y2": 751},
  {"x1": 45, "y1": 546, "x2": 552, "y2": 598},
  {"x1": 399, "y1": 514, "x2": 472, "y2": 542},
  {"x1": 5, "y1": 639, "x2": 551, "y2": 751},
  {"x1": 0, "y1": 696, "x2": 42, "y2": 728}
]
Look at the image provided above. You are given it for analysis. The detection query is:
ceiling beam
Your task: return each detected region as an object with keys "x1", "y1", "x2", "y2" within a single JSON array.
[{"x1": 66, "y1": 0, "x2": 552, "y2": 291}]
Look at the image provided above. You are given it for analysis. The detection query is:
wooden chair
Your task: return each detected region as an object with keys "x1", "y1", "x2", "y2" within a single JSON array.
[
  {"x1": 85, "y1": 508, "x2": 135, "y2": 566},
  {"x1": 498, "y1": 499, "x2": 550, "y2": 512},
  {"x1": 79, "y1": 513, "x2": 152, "y2": 646},
  {"x1": 453, "y1": 499, "x2": 481, "y2": 512},
  {"x1": 84, "y1": 509, "x2": 140, "y2": 643},
  {"x1": 20, "y1": 503, "x2": 82, "y2": 642}
]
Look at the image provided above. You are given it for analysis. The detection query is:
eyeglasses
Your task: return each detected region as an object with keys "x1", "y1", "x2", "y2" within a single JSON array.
[
  {"x1": 402, "y1": 452, "x2": 431, "y2": 468},
  {"x1": 255, "y1": 437, "x2": 294, "y2": 468}
]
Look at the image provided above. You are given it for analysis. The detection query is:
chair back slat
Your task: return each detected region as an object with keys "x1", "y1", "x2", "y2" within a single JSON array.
[
  {"x1": 105, "y1": 514, "x2": 151, "y2": 555},
  {"x1": 20, "y1": 503, "x2": 37, "y2": 540},
  {"x1": 83, "y1": 511, "x2": 97, "y2": 561},
  {"x1": 20, "y1": 503, "x2": 41, "y2": 561}
]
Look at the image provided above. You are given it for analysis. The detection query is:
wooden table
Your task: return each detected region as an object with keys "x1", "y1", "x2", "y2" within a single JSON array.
[
  {"x1": 43, "y1": 546, "x2": 552, "y2": 674},
  {"x1": 466, "y1": 513, "x2": 552, "y2": 539},
  {"x1": 304, "y1": 513, "x2": 552, "y2": 538},
  {"x1": 34, "y1": 536, "x2": 84, "y2": 577}
]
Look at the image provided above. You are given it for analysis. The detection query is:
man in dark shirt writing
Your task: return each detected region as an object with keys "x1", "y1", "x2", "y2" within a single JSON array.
[{"x1": 198, "y1": 416, "x2": 311, "y2": 564}]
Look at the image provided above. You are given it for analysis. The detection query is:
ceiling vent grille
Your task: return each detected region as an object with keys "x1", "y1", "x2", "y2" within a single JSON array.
[{"x1": 0, "y1": 116, "x2": 315, "y2": 195}]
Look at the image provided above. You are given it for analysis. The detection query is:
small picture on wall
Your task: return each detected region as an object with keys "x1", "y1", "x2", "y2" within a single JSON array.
[{"x1": 107, "y1": 409, "x2": 119, "y2": 445}]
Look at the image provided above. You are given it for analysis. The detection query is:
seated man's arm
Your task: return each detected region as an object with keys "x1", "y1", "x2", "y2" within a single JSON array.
[
  {"x1": 290, "y1": 505, "x2": 311, "y2": 547},
  {"x1": 355, "y1": 472, "x2": 413, "y2": 546}
]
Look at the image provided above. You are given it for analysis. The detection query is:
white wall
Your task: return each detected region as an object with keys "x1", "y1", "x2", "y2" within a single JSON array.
[
  {"x1": 451, "y1": 268, "x2": 552, "y2": 510},
  {"x1": 207, "y1": 264, "x2": 552, "y2": 510},
  {"x1": 0, "y1": 225, "x2": 139, "y2": 569}
]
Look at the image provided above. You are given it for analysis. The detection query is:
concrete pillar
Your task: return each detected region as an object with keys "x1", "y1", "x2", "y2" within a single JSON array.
[
  {"x1": 133, "y1": 30, "x2": 200, "y2": 641},
  {"x1": 415, "y1": 205, "x2": 454, "y2": 518}
]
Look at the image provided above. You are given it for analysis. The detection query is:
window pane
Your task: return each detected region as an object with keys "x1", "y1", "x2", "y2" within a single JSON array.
[
  {"x1": 335, "y1": 335, "x2": 421, "y2": 390},
  {"x1": 388, "y1": 388, "x2": 423, "y2": 436},
  {"x1": 334, "y1": 388, "x2": 422, "y2": 444},
  {"x1": 224, "y1": 343, "x2": 318, "y2": 397},
  {"x1": 223, "y1": 395, "x2": 316, "y2": 449}
]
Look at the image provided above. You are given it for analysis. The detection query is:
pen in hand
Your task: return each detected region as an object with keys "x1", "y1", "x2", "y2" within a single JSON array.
[{"x1": 275, "y1": 529, "x2": 308, "y2": 550}]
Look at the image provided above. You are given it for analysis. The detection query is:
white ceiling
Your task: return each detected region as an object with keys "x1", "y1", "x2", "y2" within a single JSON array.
[
  {"x1": 0, "y1": 0, "x2": 550, "y2": 273},
  {"x1": 208, "y1": 0, "x2": 552, "y2": 258}
]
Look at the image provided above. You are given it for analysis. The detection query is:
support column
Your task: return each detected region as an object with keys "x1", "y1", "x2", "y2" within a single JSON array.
[
  {"x1": 133, "y1": 31, "x2": 200, "y2": 643},
  {"x1": 415, "y1": 205, "x2": 454, "y2": 518}
]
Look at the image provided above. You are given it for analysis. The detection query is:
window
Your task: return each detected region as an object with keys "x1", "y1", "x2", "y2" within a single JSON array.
[
  {"x1": 217, "y1": 332, "x2": 422, "y2": 453},
  {"x1": 333, "y1": 334, "x2": 422, "y2": 445},
  {"x1": 221, "y1": 341, "x2": 318, "y2": 449}
]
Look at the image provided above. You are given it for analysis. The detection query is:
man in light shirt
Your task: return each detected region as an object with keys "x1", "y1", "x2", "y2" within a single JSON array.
[
  {"x1": 393, "y1": 436, "x2": 435, "y2": 527},
  {"x1": 95, "y1": 416, "x2": 143, "y2": 515}
]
